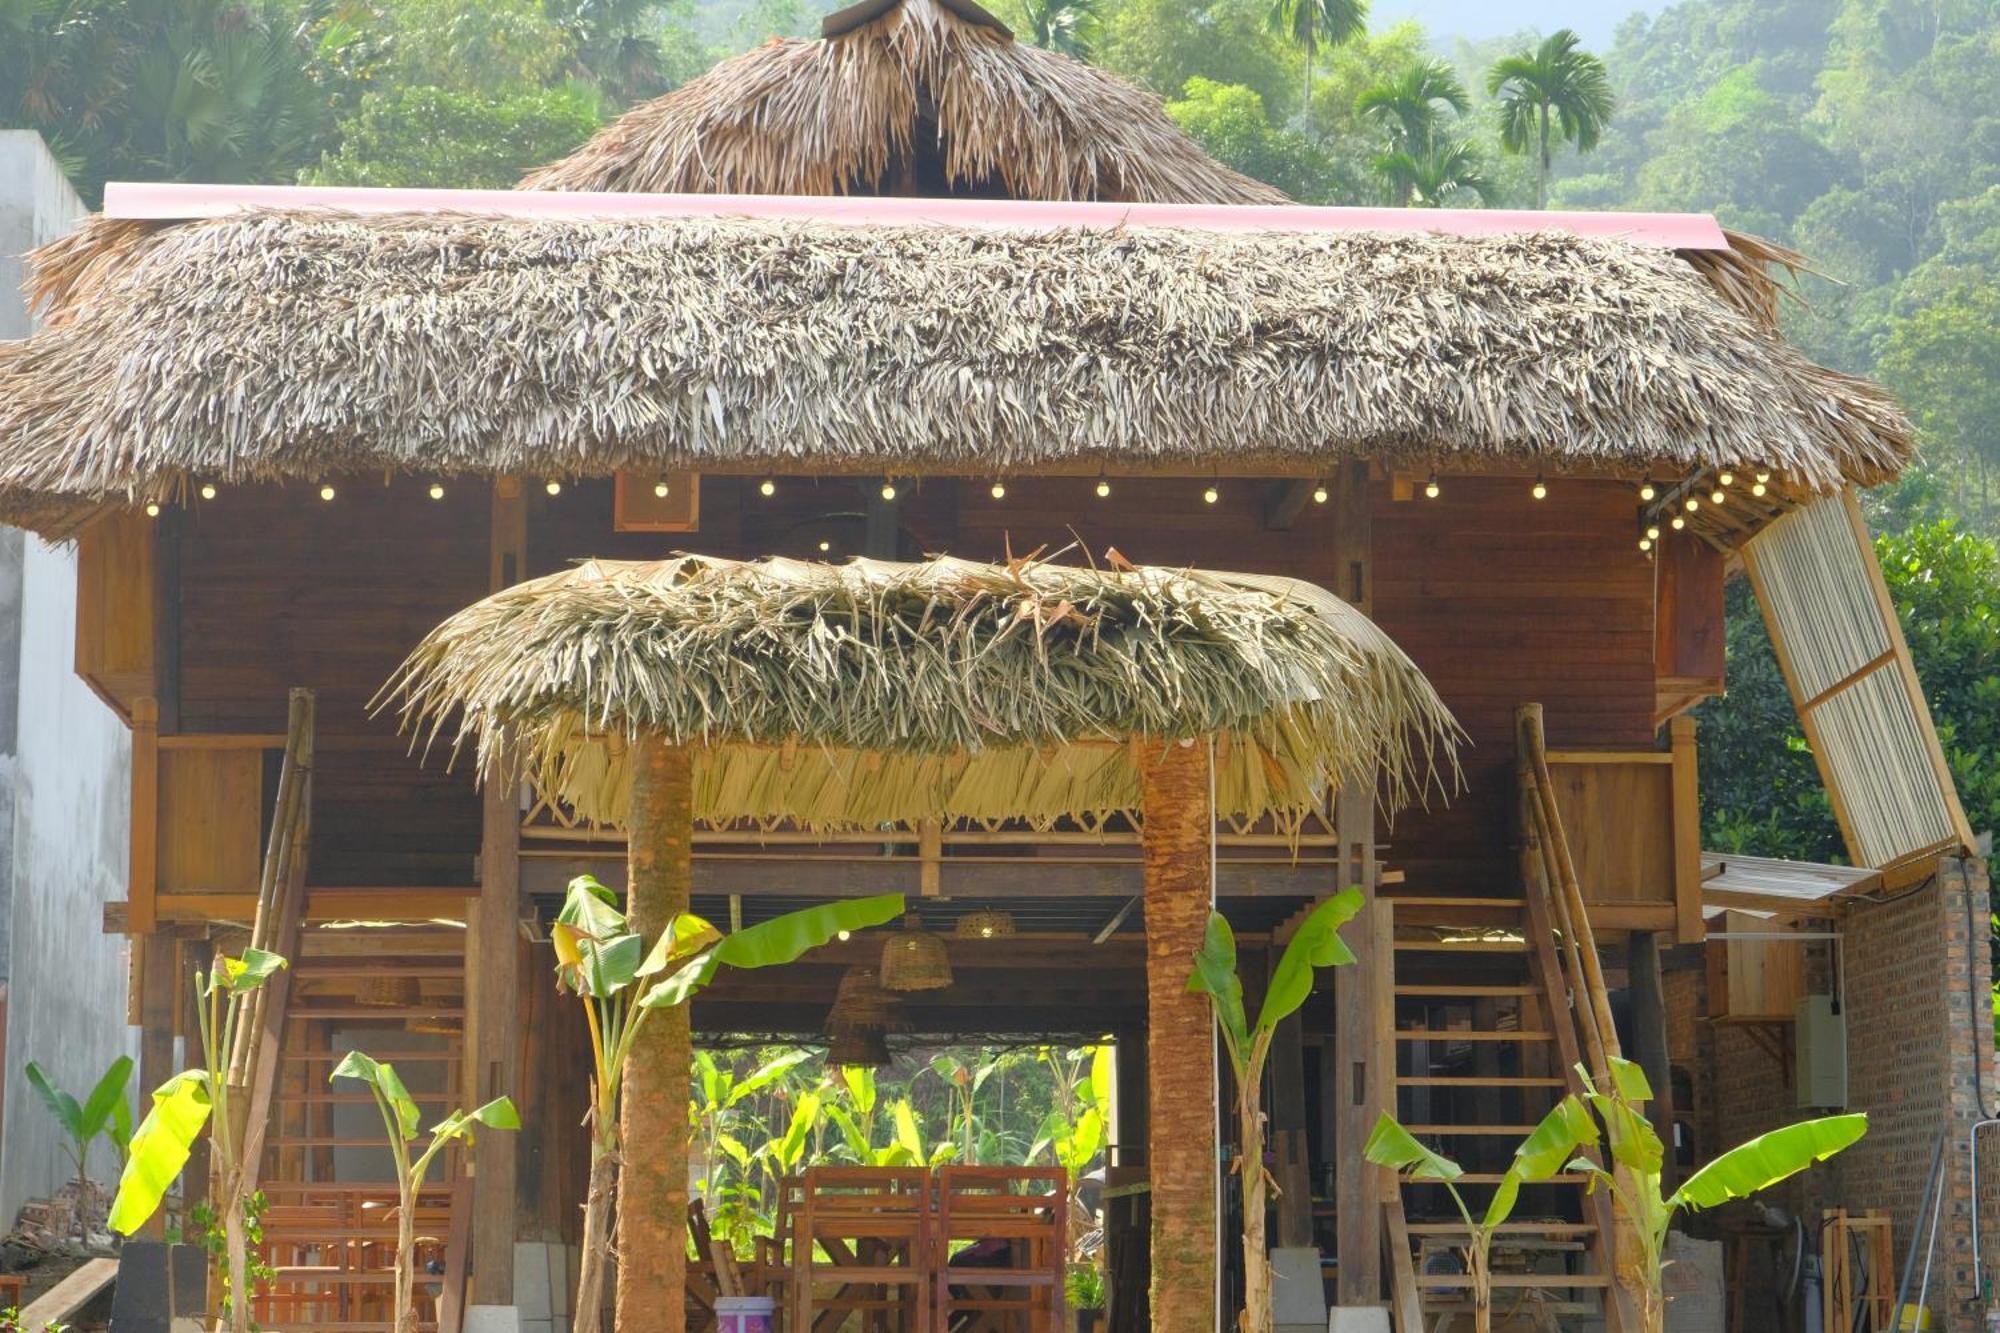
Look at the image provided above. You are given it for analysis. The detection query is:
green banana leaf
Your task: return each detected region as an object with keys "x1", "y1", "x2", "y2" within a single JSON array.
[
  {"x1": 431, "y1": 1097, "x2": 521, "y2": 1145},
  {"x1": 213, "y1": 947, "x2": 287, "y2": 994},
  {"x1": 1482, "y1": 1096, "x2": 1597, "y2": 1229},
  {"x1": 330, "y1": 1051, "x2": 421, "y2": 1140},
  {"x1": 24, "y1": 1063, "x2": 84, "y2": 1140},
  {"x1": 638, "y1": 912, "x2": 724, "y2": 979},
  {"x1": 1255, "y1": 888, "x2": 1364, "y2": 1033},
  {"x1": 1363, "y1": 1112, "x2": 1462, "y2": 1181},
  {"x1": 1186, "y1": 911, "x2": 1248, "y2": 1065},
  {"x1": 108, "y1": 1070, "x2": 213, "y2": 1236},
  {"x1": 643, "y1": 895, "x2": 905, "y2": 1006},
  {"x1": 80, "y1": 1057, "x2": 135, "y2": 1142},
  {"x1": 1670, "y1": 1114, "x2": 1868, "y2": 1213}
]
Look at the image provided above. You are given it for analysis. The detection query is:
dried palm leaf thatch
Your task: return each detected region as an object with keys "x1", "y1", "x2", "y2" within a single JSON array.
[
  {"x1": 518, "y1": 0, "x2": 1282, "y2": 205},
  {"x1": 0, "y1": 209, "x2": 1912, "y2": 536},
  {"x1": 380, "y1": 553, "x2": 1463, "y2": 831}
]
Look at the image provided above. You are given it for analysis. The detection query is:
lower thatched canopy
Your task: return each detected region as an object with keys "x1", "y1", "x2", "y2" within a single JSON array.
[
  {"x1": 0, "y1": 208, "x2": 1910, "y2": 535},
  {"x1": 382, "y1": 554, "x2": 1460, "y2": 828}
]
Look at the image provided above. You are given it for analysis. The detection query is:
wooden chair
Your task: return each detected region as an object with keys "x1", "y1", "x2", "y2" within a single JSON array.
[
  {"x1": 932, "y1": 1167, "x2": 1066, "y2": 1333},
  {"x1": 790, "y1": 1167, "x2": 933, "y2": 1333}
]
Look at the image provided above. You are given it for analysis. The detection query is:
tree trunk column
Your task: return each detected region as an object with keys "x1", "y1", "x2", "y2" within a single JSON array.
[
  {"x1": 1141, "y1": 737, "x2": 1219, "y2": 1333},
  {"x1": 616, "y1": 736, "x2": 695, "y2": 1333}
]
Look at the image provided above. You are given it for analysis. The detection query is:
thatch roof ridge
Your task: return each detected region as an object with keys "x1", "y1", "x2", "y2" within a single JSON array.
[
  {"x1": 0, "y1": 207, "x2": 1911, "y2": 534},
  {"x1": 382, "y1": 552, "x2": 1462, "y2": 827},
  {"x1": 517, "y1": 0, "x2": 1285, "y2": 204}
]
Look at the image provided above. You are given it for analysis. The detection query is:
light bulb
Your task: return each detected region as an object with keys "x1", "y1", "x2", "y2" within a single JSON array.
[
  {"x1": 1752, "y1": 481, "x2": 1768, "y2": 497},
  {"x1": 1639, "y1": 537, "x2": 1653, "y2": 552},
  {"x1": 144, "y1": 501, "x2": 161, "y2": 518},
  {"x1": 1424, "y1": 473, "x2": 1440, "y2": 500},
  {"x1": 1755, "y1": 471, "x2": 1771, "y2": 483},
  {"x1": 1645, "y1": 525, "x2": 1660, "y2": 541},
  {"x1": 199, "y1": 482, "x2": 217, "y2": 501},
  {"x1": 1312, "y1": 483, "x2": 1329, "y2": 504},
  {"x1": 429, "y1": 482, "x2": 445, "y2": 500},
  {"x1": 1718, "y1": 470, "x2": 1735, "y2": 487},
  {"x1": 1710, "y1": 488, "x2": 1726, "y2": 505},
  {"x1": 817, "y1": 539, "x2": 832, "y2": 553},
  {"x1": 979, "y1": 924, "x2": 995, "y2": 938},
  {"x1": 836, "y1": 929, "x2": 851, "y2": 942},
  {"x1": 990, "y1": 480, "x2": 1006, "y2": 500},
  {"x1": 1203, "y1": 484, "x2": 1219, "y2": 505},
  {"x1": 1531, "y1": 475, "x2": 1548, "y2": 501},
  {"x1": 653, "y1": 479, "x2": 670, "y2": 499},
  {"x1": 880, "y1": 480, "x2": 897, "y2": 501},
  {"x1": 544, "y1": 479, "x2": 562, "y2": 497},
  {"x1": 1684, "y1": 496, "x2": 1700, "y2": 512},
  {"x1": 1638, "y1": 478, "x2": 1657, "y2": 502},
  {"x1": 1095, "y1": 477, "x2": 1111, "y2": 498},
  {"x1": 759, "y1": 478, "x2": 776, "y2": 497},
  {"x1": 1671, "y1": 514, "x2": 1686, "y2": 531},
  {"x1": 319, "y1": 483, "x2": 336, "y2": 502}
]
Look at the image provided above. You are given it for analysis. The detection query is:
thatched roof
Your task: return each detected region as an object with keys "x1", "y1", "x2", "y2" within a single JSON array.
[
  {"x1": 381, "y1": 553, "x2": 1461, "y2": 829},
  {"x1": 517, "y1": 0, "x2": 1285, "y2": 205},
  {"x1": 0, "y1": 207, "x2": 1910, "y2": 535}
]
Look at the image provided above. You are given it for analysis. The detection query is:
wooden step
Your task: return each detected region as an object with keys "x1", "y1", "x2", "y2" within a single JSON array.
[
  {"x1": 1399, "y1": 1124, "x2": 1550, "y2": 1137},
  {"x1": 1397, "y1": 1075, "x2": 1565, "y2": 1088},
  {"x1": 1415, "y1": 1273, "x2": 1608, "y2": 1290},
  {"x1": 1396, "y1": 1030, "x2": 1551, "y2": 1042},
  {"x1": 1385, "y1": 897, "x2": 1525, "y2": 909},
  {"x1": 274, "y1": 1092, "x2": 453, "y2": 1106},
  {"x1": 287, "y1": 1006, "x2": 465, "y2": 1020},
  {"x1": 1402, "y1": 1173, "x2": 1587, "y2": 1186},
  {"x1": 1394, "y1": 938, "x2": 1528, "y2": 953},
  {"x1": 1405, "y1": 1223, "x2": 1595, "y2": 1237},
  {"x1": 281, "y1": 1050, "x2": 458, "y2": 1062},
  {"x1": 1395, "y1": 984, "x2": 1538, "y2": 998}
]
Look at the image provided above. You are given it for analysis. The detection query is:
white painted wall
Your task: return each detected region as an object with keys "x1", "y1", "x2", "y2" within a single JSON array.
[{"x1": 0, "y1": 130, "x2": 141, "y2": 1224}]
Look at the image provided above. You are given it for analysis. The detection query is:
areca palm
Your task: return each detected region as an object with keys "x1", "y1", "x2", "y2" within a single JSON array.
[
  {"x1": 1356, "y1": 58, "x2": 1470, "y2": 154},
  {"x1": 1485, "y1": 28, "x2": 1614, "y2": 209},
  {"x1": 1373, "y1": 136, "x2": 1495, "y2": 209},
  {"x1": 1265, "y1": 0, "x2": 1367, "y2": 119}
]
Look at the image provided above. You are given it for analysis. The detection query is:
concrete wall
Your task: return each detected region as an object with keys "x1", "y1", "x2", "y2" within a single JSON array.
[{"x1": 0, "y1": 130, "x2": 140, "y2": 1225}]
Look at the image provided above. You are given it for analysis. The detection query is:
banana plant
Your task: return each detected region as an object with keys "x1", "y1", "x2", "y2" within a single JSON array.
[
  {"x1": 1188, "y1": 888, "x2": 1365, "y2": 1333},
  {"x1": 693, "y1": 1049, "x2": 815, "y2": 1216},
  {"x1": 1365, "y1": 1099, "x2": 1599, "y2": 1333},
  {"x1": 887, "y1": 1098, "x2": 958, "y2": 1167},
  {"x1": 109, "y1": 947, "x2": 287, "y2": 1333},
  {"x1": 551, "y1": 875, "x2": 903, "y2": 1333},
  {"x1": 330, "y1": 1052, "x2": 517, "y2": 1333},
  {"x1": 25, "y1": 1056, "x2": 133, "y2": 1239},
  {"x1": 1569, "y1": 1057, "x2": 1867, "y2": 1332},
  {"x1": 929, "y1": 1053, "x2": 999, "y2": 1163}
]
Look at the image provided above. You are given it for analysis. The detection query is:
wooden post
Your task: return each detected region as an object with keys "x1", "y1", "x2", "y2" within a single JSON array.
[
  {"x1": 1668, "y1": 717, "x2": 1703, "y2": 944},
  {"x1": 1628, "y1": 931, "x2": 1678, "y2": 1185},
  {"x1": 1328, "y1": 458, "x2": 1381, "y2": 1307},
  {"x1": 1140, "y1": 738, "x2": 1218, "y2": 1333},
  {"x1": 467, "y1": 480, "x2": 526, "y2": 1309},
  {"x1": 1267, "y1": 1012, "x2": 1313, "y2": 1250},
  {"x1": 616, "y1": 736, "x2": 695, "y2": 1333}
]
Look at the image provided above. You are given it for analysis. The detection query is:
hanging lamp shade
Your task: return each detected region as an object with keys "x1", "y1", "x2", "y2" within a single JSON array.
[
  {"x1": 828, "y1": 1028, "x2": 893, "y2": 1069},
  {"x1": 826, "y1": 966, "x2": 906, "y2": 1034},
  {"x1": 953, "y1": 908, "x2": 1016, "y2": 940},
  {"x1": 880, "y1": 914, "x2": 953, "y2": 991}
]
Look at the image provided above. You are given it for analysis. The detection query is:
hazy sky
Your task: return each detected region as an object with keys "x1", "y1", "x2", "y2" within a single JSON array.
[{"x1": 1368, "y1": 0, "x2": 1674, "y2": 47}]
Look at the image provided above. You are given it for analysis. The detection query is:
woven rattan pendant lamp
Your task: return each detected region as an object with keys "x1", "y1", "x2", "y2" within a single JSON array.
[
  {"x1": 953, "y1": 908, "x2": 1016, "y2": 940},
  {"x1": 880, "y1": 913, "x2": 953, "y2": 990}
]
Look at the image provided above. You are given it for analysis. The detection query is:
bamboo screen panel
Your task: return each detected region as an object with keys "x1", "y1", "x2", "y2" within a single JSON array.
[{"x1": 1744, "y1": 491, "x2": 1971, "y2": 868}]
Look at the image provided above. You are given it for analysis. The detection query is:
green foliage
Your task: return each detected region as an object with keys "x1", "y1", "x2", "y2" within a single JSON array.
[
  {"x1": 24, "y1": 1057, "x2": 133, "y2": 1177},
  {"x1": 179, "y1": 1193, "x2": 274, "y2": 1323},
  {"x1": 1486, "y1": 28, "x2": 1614, "y2": 207},
  {"x1": 1066, "y1": 1263, "x2": 1106, "y2": 1310},
  {"x1": 1164, "y1": 79, "x2": 1334, "y2": 202}
]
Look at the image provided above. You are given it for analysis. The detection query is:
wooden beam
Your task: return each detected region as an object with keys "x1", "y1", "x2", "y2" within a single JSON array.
[
  {"x1": 129, "y1": 697, "x2": 160, "y2": 933},
  {"x1": 1670, "y1": 717, "x2": 1703, "y2": 944},
  {"x1": 1267, "y1": 1009, "x2": 1313, "y2": 1248},
  {"x1": 467, "y1": 478, "x2": 526, "y2": 1309},
  {"x1": 133, "y1": 930, "x2": 178, "y2": 1239}
]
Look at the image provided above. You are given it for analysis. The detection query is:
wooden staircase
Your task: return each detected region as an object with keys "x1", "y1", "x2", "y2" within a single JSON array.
[{"x1": 1379, "y1": 706, "x2": 1630, "y2": 1332}]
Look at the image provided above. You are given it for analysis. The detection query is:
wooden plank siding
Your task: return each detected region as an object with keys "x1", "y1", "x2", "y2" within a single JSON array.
[{"x1": 154, "y1": 472, "x2": 1677, "y2": 901}]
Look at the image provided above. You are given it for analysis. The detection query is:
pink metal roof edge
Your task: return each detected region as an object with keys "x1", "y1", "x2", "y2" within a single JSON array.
[{"x1": 101, "y1": 181, "x2": 1732, "y2": 249}]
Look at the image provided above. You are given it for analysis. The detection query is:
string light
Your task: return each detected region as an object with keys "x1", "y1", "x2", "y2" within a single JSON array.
[
  {"x1": 1094, "y1": 473, "x2": 1111, "y2": 499},
  {"x1": 759, "y1": 478, "x2": 776, "y2": 498},
  {"x1": 837, "y1": 930, "x2": 852, "y2": 942},
  {"x1": 1718, "y1": 470, "x2": 1735, "y2": 487},
  {"x1": 1684, "y1": 496, "x2": 1700, "y2": 512},
  {"x1": 318, "y1": 483, "x2": 337, "y2": 502},
  {"x1": 1424, "y1": 472, "x2": 1441, "y2": 500},
  {"x1": 1531, "y1": 474, "x2": 1548, "y2": 501},
  {"x1": 1639, "y1": 537, "x2": 1653, "y2": 552},
  {"x1": 1671, "y1": 514, "x2": 1686, "y2": 531},
  {"x1": 1203, "y1": 482, "x2": 1220, "y2": 505},
  {"x1": 817, "y1": 539, "x2": 832, "y2": 553},
  {"x1": 199, "y1": 482, "x2": 217, "y2": 501},
  {"x1": 544, "y1": 478, "x2": 562, "y2": 497},
  {"x1": 1638, "y1": 477, "x2": 1657, "y2": 502},
  {"x1": 1753, "y1": 470, "x2": 1770, "y2": 497},
  {"x1": 144, "y1": 501, "x2": 161, "y2": 518},
  {"x1": 653, "y1": 478, "x2": 670, "y2": 499},
  {"x1": 1645, "y1": 524, "x2": 1661, "y2": 541},
  {"x1": 429, "y1": 482, "x2": 446, "y2": 501},
  {"x1": 1312, "y1": 481, "x2": 1329, "y2": 504},
  {"x1": 880, "y1": 478, "x2": 898, "y2": 502},
  {"x1": 989, "y1": 479, "x2": 1006, "y2": 500},
  {"x1": 1710, "y1": 487, "x2": 1727, "y2": 505}
]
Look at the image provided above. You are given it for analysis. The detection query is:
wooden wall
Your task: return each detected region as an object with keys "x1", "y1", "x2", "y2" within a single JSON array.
[
  {"x1": 159, "y1": 470, "x2": 1675, "y2": 896},
  {"x1": 173, "y1": 481, "x2": 490, "y2": 887}
]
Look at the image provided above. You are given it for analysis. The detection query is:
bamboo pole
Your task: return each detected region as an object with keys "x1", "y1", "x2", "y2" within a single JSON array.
[{"x1": 615, "y1": 735, "x2": 695, "y2": 1333}]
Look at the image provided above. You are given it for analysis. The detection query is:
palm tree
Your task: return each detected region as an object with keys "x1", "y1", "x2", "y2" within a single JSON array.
[
  {"x1": 1373, "y1": 136, "x2": 1495, "y2": 209},
  {"x1": 1265, "y1": 0, "x2": 1367, "y2": 120},
  {"x1": 1016, "y1": 0, "x2": 1101, "y2": 59},
  {"x1": 1485, "y1": 28, "x2": 1614, "y2": 209},
  {"x1": 1355, "y1": 56, "x2": 1469, "y2": 151}
]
